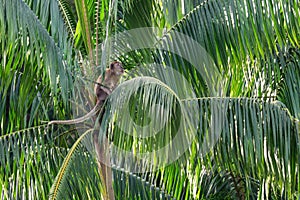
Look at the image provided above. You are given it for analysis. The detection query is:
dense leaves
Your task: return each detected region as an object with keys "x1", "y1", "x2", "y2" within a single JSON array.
[{"x1": 0, "y1": 0, "x2": 299, "y2": 199}]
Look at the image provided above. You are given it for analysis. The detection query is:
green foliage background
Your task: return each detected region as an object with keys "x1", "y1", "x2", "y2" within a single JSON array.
[{"x1": 0, "y1": 0, "x2": 299, "y2": 199}]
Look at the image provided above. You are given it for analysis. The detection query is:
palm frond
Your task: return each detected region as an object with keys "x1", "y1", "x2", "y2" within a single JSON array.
[
  {"x1": 0, "y1": 125, "x2": 67, "y2": 199},
  {"x1": 0, "y1": 0, "x2": 75, "y2": 133},
  {"x1": 113, "y1": 168, "x2": 174, "y2": 199},
  {"x1": 2, "y1": 0, "x2": 299, "y2": 199},
  {"x1": 58, "y1": 0, "x2": 77, "y2": 37},
  {"x1": 74, "y1": 0, "x2": 95, "y2": 63},
  {"x1": 157, "y1": 0, "x2": 299, "y2": 97},
  {"x1": 277, "y1": 48, "x2": 300, "y2": 119},
  {"x1": 22, "y1": 0, "x2": 74, "y2": 59},
  {"x1": 102, "y1": 76, "x2": 299, "y2": 198},
  {"x1": 49, "y1": 128, "x2": 104, "y2": 200}
]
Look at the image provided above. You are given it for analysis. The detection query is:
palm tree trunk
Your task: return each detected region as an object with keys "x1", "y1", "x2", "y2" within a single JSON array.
[{"x1": 94, "y1": 132, "x2": 115, "y2": 200}]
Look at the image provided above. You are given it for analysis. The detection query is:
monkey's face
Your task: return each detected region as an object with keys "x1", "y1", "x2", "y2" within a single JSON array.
[{"x1": 111, "y1": 61, "x2": 124, "y2": 76}]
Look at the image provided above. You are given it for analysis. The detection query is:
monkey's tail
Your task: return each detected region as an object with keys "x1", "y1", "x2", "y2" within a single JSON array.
[{"x1": 48, "y1": 103, "x2": 102, "y2": 125}]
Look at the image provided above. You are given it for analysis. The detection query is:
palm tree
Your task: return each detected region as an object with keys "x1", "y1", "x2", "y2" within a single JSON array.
[{"x1": 0, "y1": 0, "x2": 299, "y2": 199}]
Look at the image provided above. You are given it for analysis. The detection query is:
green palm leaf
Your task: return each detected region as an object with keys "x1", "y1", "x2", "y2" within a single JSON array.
[{"x1": 1, "y1": 0, "x2": 299, "y2": 199}]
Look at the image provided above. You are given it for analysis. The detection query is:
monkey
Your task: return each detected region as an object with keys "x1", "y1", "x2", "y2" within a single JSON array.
[
  {"x1": 92, "y1": 61, "x2": 124, "y2": 200},
  {"x1": 48, "y1": 61, "x2": 124, "y2": 125},
  {"x1": 48, "y1": 61, "x2": 124, "y2": 200}
]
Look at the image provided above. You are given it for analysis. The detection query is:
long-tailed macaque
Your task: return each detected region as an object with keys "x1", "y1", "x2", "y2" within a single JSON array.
[
  {"x1": 48, "y1": 61, "x2": 124, "y2": 125},
  {"x1": 49, "y1": 61, "x2": 124, "y2": 200}
]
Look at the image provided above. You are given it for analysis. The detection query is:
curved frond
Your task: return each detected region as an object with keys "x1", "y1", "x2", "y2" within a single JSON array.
[
  {"x1": 162, "y1": 0, "x2": 299, "y2": 97},
  {"x1": 0, "y1": 0, "x2": 75, "y2": 133},
  {"x1": 103, "y1": 78, "x2": 299, "y2": 199},
  {"x1": 49, "y1": 128, "x2": 98, "y2": 200}
]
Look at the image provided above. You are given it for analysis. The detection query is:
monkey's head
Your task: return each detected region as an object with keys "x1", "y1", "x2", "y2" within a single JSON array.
[{"x1": 110, "y1": 61, "x2": 124, "y2": 76}]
